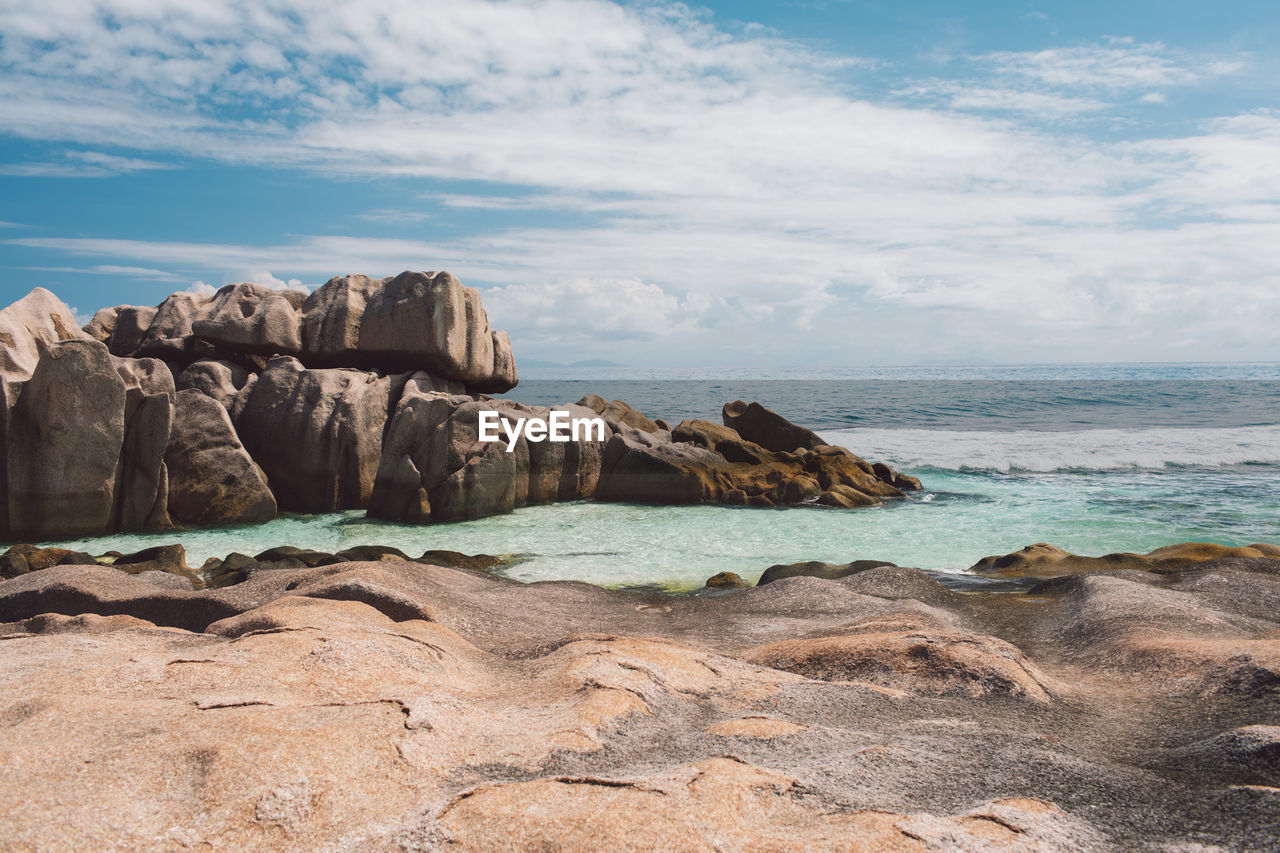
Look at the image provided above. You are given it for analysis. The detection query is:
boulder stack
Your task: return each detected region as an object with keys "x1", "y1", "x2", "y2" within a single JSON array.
[{"x1": 0, "y1": 273, "x2": 921, "y2": 538}]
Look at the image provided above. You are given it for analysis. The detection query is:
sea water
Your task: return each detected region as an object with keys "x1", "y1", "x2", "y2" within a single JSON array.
[{"x1": 38, "y1": 364, "x2": 1280, "y2": 591}]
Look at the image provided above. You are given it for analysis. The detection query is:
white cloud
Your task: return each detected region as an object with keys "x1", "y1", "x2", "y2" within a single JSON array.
[
  {"x1": 19, "y1": 263, "x2": 186, "y2": 281},
  {"x1": 0, "y1": 2, "x2": 1275, "y2": 361},
  {"x1": 355, "y1": 209, "x2": 432, "y2": 224},
  {"x1": 187, "y1": 280, "x2": 216, "y2": 295},
  {"x1": 0, "y1": 150, "x2": 175, "y2": 177},
  {"x1": 233, "y1": 270, "x2": 311, "y2": 292},
  {"x1": 980, "y1": 38, "x2": 1243, "y2": 92}
]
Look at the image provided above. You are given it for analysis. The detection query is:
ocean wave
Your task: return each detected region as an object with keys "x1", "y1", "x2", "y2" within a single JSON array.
[{"x1": 819, "y1": 425, "x2": 1280, "y2": 473}]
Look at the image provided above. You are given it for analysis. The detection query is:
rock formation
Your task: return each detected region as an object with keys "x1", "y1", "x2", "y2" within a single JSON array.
[
  {"x1": 5, "y1": 340, "x2": 127, "y2": 539},
  {"x1": 593, "y1": 405, "x2": 919, "y2": 508},
  {"x1": 0, "y1": 275, "x2": 919, "y2": 535},
  {"x1": 235, "y1": 357, "x2": 393, "y2": 513},
  {"x1": 971, "y1": 541, "x2": 1280, "y2": 578},
  {"x1": 2, "y1": 550, "x2": 1277, "y2": 849},
  {"x1": 165, "y1": 390, "x2": 277, "y2": 526}
]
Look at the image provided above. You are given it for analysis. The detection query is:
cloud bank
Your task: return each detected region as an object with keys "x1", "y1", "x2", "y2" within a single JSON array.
[{"x1": 1, "y1": 0, "x2": 1277, "y2": 363}]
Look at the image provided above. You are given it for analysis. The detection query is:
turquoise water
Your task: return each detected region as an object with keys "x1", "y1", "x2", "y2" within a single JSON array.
[{"x1": 36, "y1": 370, "x2": 1280, "y2": 591}]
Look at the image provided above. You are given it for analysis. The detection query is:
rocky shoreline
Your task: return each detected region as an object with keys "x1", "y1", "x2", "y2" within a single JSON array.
[
  {"x1": 3, "y1": 273, "x2": 1277, "y2": 850},
  {"x1": 0, "y1": 273, "x2": 917, "y2": 541},
  {"x1": 2, "y1": 542, "x2": 1278, "y2": 850}
]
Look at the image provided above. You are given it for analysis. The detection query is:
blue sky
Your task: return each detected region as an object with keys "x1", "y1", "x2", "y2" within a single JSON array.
[{"x1": 1, "y1": 0, "x2": 1278, "y2": 366}]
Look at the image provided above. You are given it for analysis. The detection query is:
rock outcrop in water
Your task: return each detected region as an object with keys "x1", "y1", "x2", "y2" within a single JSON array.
[
  {"x1": 0, "y1": 277, "x2": 918, "y2": 537},
  {"x1": 1, "y1": 548, "x2": 1277, "y2": 849},
  {"x1": 971, "y1": 541, "x2": 1280, "y2": 578}
]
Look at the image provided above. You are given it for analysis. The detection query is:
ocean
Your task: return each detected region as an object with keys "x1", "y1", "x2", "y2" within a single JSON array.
[{"x1": 39, "y1": 364, "x2": 1280, "y2": 591}]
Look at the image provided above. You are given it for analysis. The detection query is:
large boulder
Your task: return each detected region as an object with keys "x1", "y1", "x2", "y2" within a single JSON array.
[
  {"x1": 235, "y1": 357, "x2": 391, "y2": 512},
  {"x1": 971, "y1": 541, "x2": 1280, "y2": 579},
  {"x1": 110, "y1": 356, "x2": 175, "y2": 531},
  {"x1": 82, "y1": 306, "x2": 119, "y2": 343},
  {"x1": 356, "y1": 271, "x2": 516, "y2": 391},
  {"x1": 300, "y1": 273, "x2": 383, "y2": 362},
  {"x1": 5, "y1": 340, "x2": 127, "y2": 539},
  {"x1": 174, "y1": 359, "x2": 255, "y2": 412},
  {"x1": 0, "y1": 287, "x2": 89, "y2": 389},
  {"x1": 370, "y1": 389, "x2": 609, "y2": 522},
  {"x1": 595, "y1": 427, "x2": 730, "y2": 504},
  {"x1": 133, "y1": 292, "x2": 213, "y2": 361},
  {"x1": 165, "y1": 389, "x2": 276, "y2": 526},
  {"x1": 722, "y1": 400, "x2": 826, "y2": 453},
  {"x1": 191, "y1": 283, "x2": 305, "y2": 357},
  {"x1": 106, "y1": 306, "x2": 157, "y2": 357},
  {"x1": 579, "y1": 394, "x2": 662, "y2": 433},
  {"x1": 597, "y1": 416, "x2": 906, "y2": 509}
]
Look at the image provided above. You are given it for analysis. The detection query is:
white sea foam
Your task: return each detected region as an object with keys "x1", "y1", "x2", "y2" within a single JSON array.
[{"x1": 819, "y1": 425, "x2": 1280, "y2": 473}]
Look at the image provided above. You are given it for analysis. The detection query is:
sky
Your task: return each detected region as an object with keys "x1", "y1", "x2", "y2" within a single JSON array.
[{"x1": 1, "y1": 0, "x2": 1278, "y2": 367}]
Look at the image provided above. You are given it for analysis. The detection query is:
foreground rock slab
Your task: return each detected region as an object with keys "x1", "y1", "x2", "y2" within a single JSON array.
[{"x1": 2, "y1": 554, "x2": 1279, "y2": 850}]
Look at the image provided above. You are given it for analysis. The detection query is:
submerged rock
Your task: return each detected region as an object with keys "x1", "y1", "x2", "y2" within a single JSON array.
[
  {"x1": 757, "y1": 559, "x2": 899, "y2": 585},
  {"x1": 705, "y1": 571, "x2": 748, "y2": 589}
]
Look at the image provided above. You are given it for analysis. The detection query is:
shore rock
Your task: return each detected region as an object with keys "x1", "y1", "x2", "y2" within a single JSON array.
[
  {"x1": 0, "y1": 287, "x2": 89, "y2": 388},
  {"x1": 165, "y1": 389, "x2": 277, "y2": 526},
  {"x1": 972, "y1": 541, "x2": 1280, "y2": 579},
  {"x1": 110, "y1": 356, "x2": 175, "y2": 531},
  {"x1": 757, "y1": 558, "x2": 899, "y2": 585},
  {"x1": 5, "y1": 340, "x2": 126, "y2": 539},
  {"x1": 105, "y1": 305, "x2": 157, "y2": 357},
  {"x1": 704, "y1": 571, "x2": 748, "y2": 589},
  {"x1": 82, "y1": 306, "x2": 119, "y2": 342},
  {"x1": 4, "y1": 555, "x2": 1276, "y2": 849},
  {"x1": 596, "y1": 411, "x2": 910, "y2": 509},
  {"x1": 235, "y1": 357, "x2": 391, "y2": 512},
  {"x1": 722, "y1": 399, "x2": 826, "y2": 452},
  {"x1": 300, "y1": 273, "x2": 382, "y2": 361},
  {"x1": 370, "y1": 387, "x2": 609, "y2": 522}
]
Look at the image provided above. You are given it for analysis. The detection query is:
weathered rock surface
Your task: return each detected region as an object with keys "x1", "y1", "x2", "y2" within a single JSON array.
[
  {"x1": 165, "y1": 389, "x2": 276, "y2": 526},
  {"x1": 3, "y1": 282, "x2": 916, "y2": 532},
  {"x1": 191, "y1": 282, "x2": 306, "y2": 357},
  {"x1": 174, "y1": 358, "x2": 254, "y2": 412},
  {"x1": 1, "y1": 555, "x2": 1278, "y2": 849},
  {"x1": 5, "y1": 340, "x2": 126, "y2": 539},
  {"x1": 356, "y1": 270, "x2": 515, "y2": 390},
  {"x1": 758, "y1": 558, "x2": 899, "y2": 585},
  {"x1": 110, "y1": 355, "x2": 175, "y2": 531},
  {"x1": 370, "y1": 388, "x2": 610, "y2": 522},
  {"x1": 0, "y1": 287, "x2": 88, "y2": 388},
  {"x1": 722, "y1": 398, "x2": 826, "y2": 452},
  {"x1": 972, "y1": 541, "x2": 1280, "y2": 578},
  {"x1": 133, "y1": 291, "x2": 213, "y2": 360},
  {"x1": 595, "y1": 410, "x2": 914, "y2": 509},
  {"x1": 235, "y1": 357, "x2": 392, "y2": 513}
]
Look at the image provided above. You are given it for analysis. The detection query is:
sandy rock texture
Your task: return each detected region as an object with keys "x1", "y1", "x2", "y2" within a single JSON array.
[{"x1": 2, "y1": 553, "x2": 1278, "y2": 850}]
